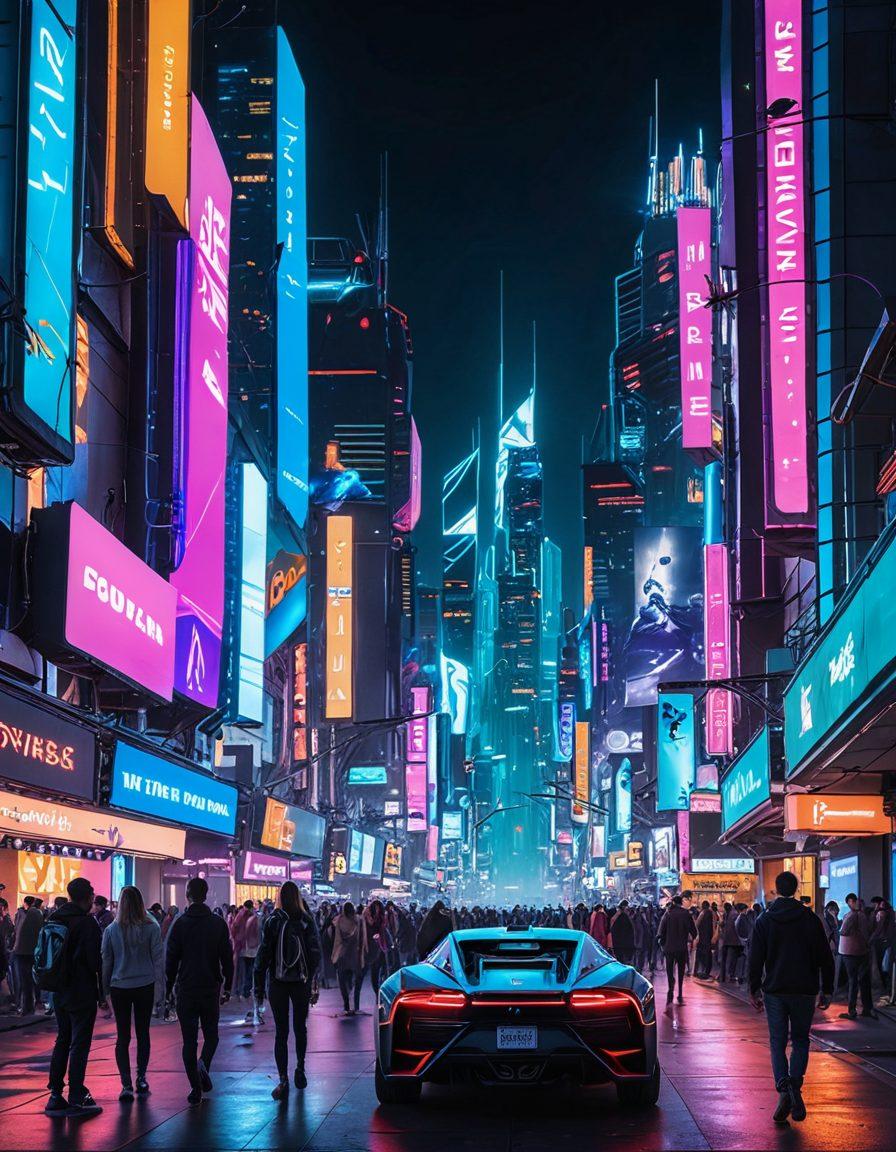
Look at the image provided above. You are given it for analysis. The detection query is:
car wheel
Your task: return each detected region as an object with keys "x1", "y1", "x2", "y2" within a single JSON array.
[
  {"x1": 616, "y1": 1061, "x2": 660, "y2": 1108},
  {"x1": 375, "y1": 1060, "x2": 422, "y2": 1105}
]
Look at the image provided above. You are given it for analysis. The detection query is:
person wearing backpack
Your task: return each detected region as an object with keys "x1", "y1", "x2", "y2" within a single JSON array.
[
  {"x1": 253, "y1": 881, "x2": 321, "y2": 1100},
  {"x1": 331, "y1": 902, "x2": 364, "y2": 1014},
  {"x1": 164, "y1": 877, "x2": 234, "y2": 1105},
  {"x1": 101, "y1": 885, "x2": 163, "y2": 1101},
  {"x1": 41, "y1": 877, "x2": 106, "y2": 1117}
]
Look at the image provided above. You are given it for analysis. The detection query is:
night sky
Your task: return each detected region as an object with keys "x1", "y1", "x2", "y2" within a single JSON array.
[{"x1": 285, "y1": 0, "x2": 721, "y2": 608}]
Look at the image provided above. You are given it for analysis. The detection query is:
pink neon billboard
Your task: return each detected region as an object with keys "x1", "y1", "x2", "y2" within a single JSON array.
[
  {"x1": 677, "y1": 207, "x2": 713, "y2": 453},
  {"x1": 703, "y1": 543, "x2": 733, "y2": 755},
  {"x1": 67, "y1": 503, "x2": 177, "y2": 699},
  {"x1": 764, "y1": 1, "x2": 809, "y2": 520},
  {"x1": 171, "y1": 97, "x2": 231, "y2": 706},
  {"x1": 394, "y1": 418, "x2": 422, "y2": 533},
  {"x1": 406, "y1": 685, "x2": 429, "y2": 762}
]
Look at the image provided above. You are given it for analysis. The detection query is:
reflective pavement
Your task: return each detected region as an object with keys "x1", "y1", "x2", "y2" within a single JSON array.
[{"x1": 1, "y1": 975, "x2": 895, "y2": 1150}]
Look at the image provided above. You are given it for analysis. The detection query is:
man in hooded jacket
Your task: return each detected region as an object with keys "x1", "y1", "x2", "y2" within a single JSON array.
[{"x1": 749, "y1": 871, "x2": 833, "y2": 1126}]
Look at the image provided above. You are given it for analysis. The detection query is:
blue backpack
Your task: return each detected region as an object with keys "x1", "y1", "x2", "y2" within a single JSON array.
[{"x1": 33, "y1": 920, "x2": 70, "y2": 991}]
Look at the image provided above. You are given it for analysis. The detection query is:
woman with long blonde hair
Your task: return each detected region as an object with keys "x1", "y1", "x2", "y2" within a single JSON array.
[{"x1": 101, "y1": 885, "x2": 163, "y2": 1100}]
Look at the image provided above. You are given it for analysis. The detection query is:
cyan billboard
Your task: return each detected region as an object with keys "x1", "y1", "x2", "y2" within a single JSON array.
[
  {"x1": 722, "y1": 728, "x2": 771, "y2": 832},
  {"x1": 657, "y1": 692, "x2": 696, "y2": 811},
  {"x1": 111, "y1": 741, "x2": 238, "y2": 837}
]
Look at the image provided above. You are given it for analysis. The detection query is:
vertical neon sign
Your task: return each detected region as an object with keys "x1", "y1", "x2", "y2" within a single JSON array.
[
  {"x1": 276, "y1": 29, "x2": 309, "y2": 530},
  {"x1": 764, "y1": 1, "x2": 809, "y2": 518},
  {"x1": 572, "y1": 721, "x2": 590, "y2": 825},
  {"x1": 325, "y1": 515, "x2": 353, "y2": 718},
  {"x1": 22, "y1": 0, "x2": 78, "y2": 459},
  {"x1": 170, "y1": 97, "x2": 230, "y2": 706},
  {"x1": 704, "y1": 543, "x2": 733, "y2": 754},
  {"x1": 406, "y1": 685, "x2": 429, "y2": 832},
  {"x1": 677, "y1": 206, "x2": 713, "y2": 453}
]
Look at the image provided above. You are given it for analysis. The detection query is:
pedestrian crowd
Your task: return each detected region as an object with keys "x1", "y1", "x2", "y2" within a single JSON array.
[{"x1": 0, "y1": 877, "x2": 894, "y2": 1121}]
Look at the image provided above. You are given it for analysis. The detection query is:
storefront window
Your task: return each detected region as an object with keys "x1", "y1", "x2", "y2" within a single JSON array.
[{"x1": 760, "y1": 856, "x2": 816, "y2": 905}]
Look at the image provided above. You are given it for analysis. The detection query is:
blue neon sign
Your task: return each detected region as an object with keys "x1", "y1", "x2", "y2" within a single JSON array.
[
  {"x1": 275, "y1": 28, "x2": 309, "y2": 530},
  {"x1": 111, "y1": 741, "x2": 238, "y2": 837},
  {"x1": 722, "y1": 728, "x2": 771, "y2": 832},
  {"x1": 23, "y1": 0, "x2": 77, "y2": 452}
]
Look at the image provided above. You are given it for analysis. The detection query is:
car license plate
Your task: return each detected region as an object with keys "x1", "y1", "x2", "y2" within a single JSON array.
[{"x1": 497, "y1": 1026, "x2": 537, "y2": 1050}]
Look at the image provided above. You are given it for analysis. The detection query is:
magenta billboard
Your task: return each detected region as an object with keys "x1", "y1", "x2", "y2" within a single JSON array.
[
  {"x1": 170, "y1": 97, "x2": 231, "y2": 706},
  {"x1": 35, "y1": 502, "x2": 177, "y2": 700},
  {"x1": 394, "y1": 418, "x2": 422, "y2": 533},
  {"x1": 406, "y1": 685, "x2": 429, "y2": 763},
  {"x1": 406, "y1": 686, "x2": 429, "y2": 831},
  {"x1": 677, "y1": 207, "x2": 713, "y2": 455},
  {"x1": 703, "y1": 543, "x2": 733, "y2": 755},
  {"x1": 764, "y1": 2, "x2": 809, "y2": 521}
]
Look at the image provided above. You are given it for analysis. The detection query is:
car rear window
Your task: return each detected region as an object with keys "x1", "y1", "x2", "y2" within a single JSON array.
[{"x1": 457, "y1": 937, "x2": 578, "y2": 983}]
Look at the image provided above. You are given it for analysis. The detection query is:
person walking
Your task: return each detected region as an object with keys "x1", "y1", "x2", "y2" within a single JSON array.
[
  {"x1": 331, "y1": 902, "x2": 364, "y2": 1014},
  {"x1": 101, "y1": 885, "x2": 163, "y2": 1100},
  {"x1": 869, "y1": 897, "x2": 894, "y2": 988},
  {"x1": 229, "y1": 901, "x2": 253, "y2": 999},
  {"x1": 719, "y1": 902, "x2": 743, "y2": 982},
  {"x1": 608, "y1": 900, "x2": 635, "y2": 965},
  {"x1": 12, "y1": 896, "x2": 42, "y2": 1015},
  {"x1": 657, "y1": 895, "x2": 697, "y2": 1004},
  {"x1": 254, "y1": 881, "x2": 321, "y2": 1099},
  {"x1": 748, "y1": 870, "x2": 833, "y2": 1124},
  {"x1": 43, "y1": 877, "x2": 106, "y2": 1117},
  {"x1": 416, "y1": 900, "x2": 454, "y2": 960},
  {"x1": 361, "y1": 901, "x2": 391, "y2": 996},
  {"x1": 164, "y1": 877, "x2": 234, "y2": 1105},
  {"x1": 838, "y1": 893, "x2": 878, "y2": 1020},
  {"x1": 241, "y1": 903, "x2": 260, "y2": 1000},
  {"x1": 588, "y1": 904, "x2": 609, "y2": 949}
]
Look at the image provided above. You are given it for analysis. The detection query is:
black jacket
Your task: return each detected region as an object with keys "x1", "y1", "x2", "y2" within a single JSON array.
[
  {"x1": 416, "y1": 907, "x2": 453, "y2": 960},
  {"x1": 610, "y1": 910, "x2": 635, "y2": 952},
  {"x1": 748, "y1": 898, "x2": 834, "y2": 997},
  {"x1": 658, "y1": 905, "x2": 698, "y2": 954},
  {"x1": 164, "y1": 903, "x2": 234, "y2": 997},
  {"x1": 49, "y1": 902, "x2": 103, "y2": 1007},
  {"x1": 253, "y1": 908, "x2": 321, "y2": 997}
]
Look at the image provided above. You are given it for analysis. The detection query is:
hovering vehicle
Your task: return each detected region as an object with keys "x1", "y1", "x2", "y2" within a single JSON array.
[{"x1": 374, "y1": 926, "x2": 658, "y2": 1106}]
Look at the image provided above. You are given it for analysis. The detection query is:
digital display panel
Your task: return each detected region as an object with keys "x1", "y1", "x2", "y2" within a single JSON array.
[
  {"x1": 704, "y1": 542, "x2": 732, "y2": 754},
  {"x1": 145, "y1": 0, "x2": 189, "y2": 227},
  {"x1": 325, "y1": 515, "x2": 353, "y2": 718},
  {"x1": 238, "y1": 464, "x2": 267, "y2": 723},
  {"x1": 657, "y1": 692, "x2": 697, "y2": 811},
  {"x1": 764, "y1": 0, "x2": 809, "y2": 519},
  {"x1": 171, "y1": 96, "x2": 231, "y2": 706},
  {"x1": 111, "y1": 741, "x2": 237, "y2": 837},
  {"x1": 347, "y1": 765, "x2": 387, "y2": 786},
  {"x1": 677, "y1": 206, "x2": 713, "y2": 453},
  {"x1": 625, "y1": 527, "x2": 704, "y2": 707},
  {"x1": 827, "y1": 855, "x2": 859, "y2": 912},
  {"x1": 613, "y1": 758, "x2": 632, "y2": 835},
  {"x1": 348, "y1": 829, "x2": 386, "y2": 877},
  {"x1": 722, "y1": 728, "x2": 771, "y2": 832},
  {"x1": 275, "y1": 29, "x2": 309, "y2": 530},
  {"x1": 441, "y1": 811, "x2": 463, "y2": 841},
  {"x1": 259, "y1": 796, "x2": 326, "y2": 859},
  {"x1": 393, "y1": 417, "x2": 422, "y2": 532},
  {"x1": 572, "y1": 721, "x2": 589, "y2": 825},
  {"x1": 0, "y1": 686, "x2": 95, "y2": 801},
  {"x1": 20, "y1": 0, "x2": 78, "y2": 461}
]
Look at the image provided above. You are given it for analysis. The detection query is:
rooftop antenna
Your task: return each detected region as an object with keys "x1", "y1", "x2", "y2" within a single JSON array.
[
  {"x1": 646, "y1": 78, "x2": 659, "y2": 212},
  {"x1": 376, "y1": 152, "x2": 389, "y2": 307}
]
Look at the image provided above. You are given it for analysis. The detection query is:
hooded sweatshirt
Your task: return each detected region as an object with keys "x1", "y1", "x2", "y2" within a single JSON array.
[
  {"x1": 748, "y1": 897, "x2": 834, "y2": 997},
  {"x1": 48, "y1": 902, "x2": 103, "y2": 1007}
]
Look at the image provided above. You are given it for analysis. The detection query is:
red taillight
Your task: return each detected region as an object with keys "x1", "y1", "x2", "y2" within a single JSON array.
[
  {"x1": 569, "y1": 991, "x2": 634, "y2": 1010},
  {"x1": 385, "y1": 989, "x2": 467, "y2": 1025}
]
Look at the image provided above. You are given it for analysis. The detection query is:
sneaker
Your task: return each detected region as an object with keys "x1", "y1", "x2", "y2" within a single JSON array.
[
  {"x1": 788, "y1": 1078, "x2": 807, "y2": 1122},
  {"x1": 135, "y1": 1075, "x2": 150, "y2": 1096},
  {"x1": 197, "y1": 1060, "x2": 213, "y2": 1092},
  {"x1": 187, "y1": 1086, "x2": 202, "y2": 1106},
  {"x1": 294, "y1": 1067, "x2": 307, "y2": 1090},
  {"x1": 773, "y1": 1080, "x2": 791, "y2": 1124},
  {"x1": 271, "y1": 1079, "x2": 289, "y2": 1100},
  {"x1": 119, "y1": 1084, "x2": 134, "y2": 1102},
  {"x1": 677, "y1": 995, "x2": 685, "y2": 1005},
  {"x1": 44, "y1": 1093, "x2": 68, "y2": 1116},
  {"x1": 251, "y1": 1007, "x2": 263, "y2": 1026},
  {"x1": 839, "y1": 1011, "x2": 858, "y2": 1020},
  {"x1": 67, "y1": 1090, "x2": 103, "y2": 1116}
]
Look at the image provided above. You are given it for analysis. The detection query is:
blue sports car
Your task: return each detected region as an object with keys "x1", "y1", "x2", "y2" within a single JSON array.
[{"x1": 374, "y1": 926, "x2": 659, "y2": 1106}]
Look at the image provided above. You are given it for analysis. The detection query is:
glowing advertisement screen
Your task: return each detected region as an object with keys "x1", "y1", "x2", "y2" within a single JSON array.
[
  {"x1": 406, "y1": 685, "x2": 429, "y2": 762},
  {"x1": 613, "y1": 758, "x2": 632, "y2": 835},
  {"x1": 722, "y1": 728, "x2": 771, "y2": 832},
  {"x1": 624, "y1": 527, "x2": 704, "y2": 707},
  {"x1": 325, "y1": 515, "x2": 353, "y2": 718},
  {"x1": 145, "y1": 0, "x2": 189, "y2": 228},
  {"x1": 572, "y1": 721, "x2": 590, "y2": 825},
  {"x1": 394, "y1": 417, "x2": 422, "y2": 532},
  {"x1": 704, "y1": 543, "x2": 733, "y2": 754},
  {"x1": 440, "y1": 654, "x2": 469, "y2": 735},
  {"x1": 276, "y1": 29, "x2": 309, "y2": 530},
  {"x1": 0, "y1": 686, "x2": 95, "y2": 801},
  {"x1": 238, "y1": 464, "x2": 267, "y2": 723},
  {"x1": 558, "y1": 701, "x2": 575, "y2": 760},
  {"x1": 171, "y1": 97, "x2": 230, "y2": 707},
  {"x1": 259, "y1": 796, "x2": 325, "y2": 858},
  {"x1": 677, "y1": 206, "x2": 713, "y2": 452},
  {"x1": 111, "y1": 741, "x2": 238, "y2": 837},
  {"x1": 22, "y1": 0, "x2": 78, "y2": 458},
  {"x1": 657, "y1": 692, "x2": 697, "y2": 811},
  {"x1": 764, "y1": 1, "x2": 809, "y2": 519},
  {"x1": 406, "y1": 685, "x2": 429, "y2": 834}
]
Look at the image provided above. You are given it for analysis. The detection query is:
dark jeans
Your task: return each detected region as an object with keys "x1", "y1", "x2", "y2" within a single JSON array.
[
  {"x1": 337, "y1": 966, "x2": 360, "y2": 1011},
  {"x1": 695, "y1": 942, "x2": 713, "y2": 978},
  {"x1": 110, "y1": 983, "x2": 154, "y2": 1085},
  {"x1": 239, "y1": 956, "x2": 254, "y2": 998},
  {"x1": 368, "y1": 956, "x2": 386, "y2": 996},
  {"x1": 721, "y1": 944, "x2": 743, "y2": 981},
  {"x1": 764, "y1": 992, "x2": 815, "y2": 1087},
  {"x1": 177, "y1": 989, "x2": 221, "y2": 1087},
  {"x1": 48, "y1": 1000, "x2": 98, "y2": 1099},
  {"x1": 843, "y1": 954, "x2": 873, "y2": 1014},
  {"x1": 268, "y1": 980, "x2": 310, "y2": 1079},
  {"x1": 13, "y1": 955, "x2": 35, "y2": 1014},
  {"x1": 665, "y1": 950, "x2": 687, "y2": 999}
]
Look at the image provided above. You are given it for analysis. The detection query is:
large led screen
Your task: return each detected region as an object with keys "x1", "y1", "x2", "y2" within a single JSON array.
[
  {"x1": 111, "y1": 741, "x2": 238, "y2": 837},
  {"x1": 657, "y1": 691, "x2": 697, "y2": 812},
  {"x1": 624, "y1": 527, "x2": 704, "y2": 707},
  {"x1": 171, "y1": 96, "x2": 231, "y2": 707},
  {"x1": 722, "y1": 728, "x2": 771, "y2": 833},
  {"x1": 677, "y1": 206, "x2": 713, "y2": 454},
  {"x1": 259, "y1": 796, "x2": 326, "y2": 859},
  {"x1": 238, "y1": 463, "x2": 267, "y2": 723}
]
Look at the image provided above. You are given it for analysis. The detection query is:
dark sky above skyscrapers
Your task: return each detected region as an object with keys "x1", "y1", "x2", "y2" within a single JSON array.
[{"x1": 285, "y1": 0, "x2": 721, "y2": 606}]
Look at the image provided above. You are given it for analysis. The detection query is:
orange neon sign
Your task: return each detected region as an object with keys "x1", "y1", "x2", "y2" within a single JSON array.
[
  {"x1": 145, "y1": 0, "x2": 190, "y2": 229},
  {"x1": 325, "y1": 515, "x2": 353, "y2": 719},
  {"x1": 784, "y1": 793, "x2": 892, "y2": 837},
  {"x1": 572, "y1": 721, "x2": 589, "y2": 825}
]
